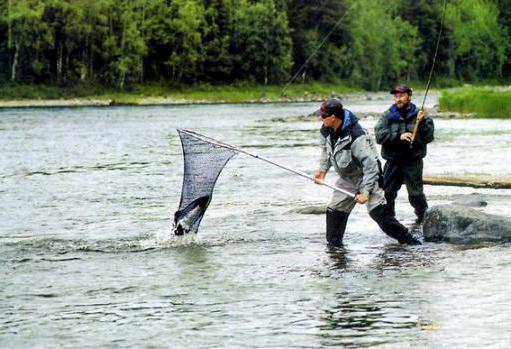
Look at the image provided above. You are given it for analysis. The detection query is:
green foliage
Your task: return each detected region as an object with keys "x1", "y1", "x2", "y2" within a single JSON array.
[
  {"x1": 102, "y1": 0, "x2": 147, "y2": 88},
  {"x1": 398, "y1": 0, "x2": 450, "y2": 78},
  {"x1": 143, "y1": 0, "x2": 206, "y2": 83},
  {"x1": 445, "y1": 0, "x2": 509, "y2": 80},
  {"x1": 347, "y1": 0, "x2": 420, "y2": 90},
  {"x1": 8, "y1": 0, "x2": 53, "y2": 81},
  {"x1": 166, "y1": 0, "x2": 206, "y2": 82},
  {"x1": 231, "y1": 0, "x2": 292, "y2": 84},
  {"x1": 286, "y1": 0, "x2": 350, "y2": 82},
  {"x1": 0, "y1": 0, "x2": 510, "y2": 89},
  {"x1": 201, "y1": 0, "x2": 234, "y2": 82},
  {"x1": 496, "y1": 0, "x2": 511, "y2": 76},
  {"x1": 440, "y1": 87, "x2": 511, "y2": 118}
]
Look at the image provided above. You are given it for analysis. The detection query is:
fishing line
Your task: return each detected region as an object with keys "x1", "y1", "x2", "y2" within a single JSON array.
[
  {"x1": 420, "y1": 0, "x2": 448, "y2": 111},
  {"x1": 411, "y1": 0, "x2": 448, "y2": 147},
  {"x1": 281, "y1": 1, "x2": 357, "y2": 94}
]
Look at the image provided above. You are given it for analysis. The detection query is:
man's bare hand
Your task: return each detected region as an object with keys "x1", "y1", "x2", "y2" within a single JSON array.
[
  {"x1": 354, "y1": 193, "x2": 368, "y2": 204},
  {"x1": 400, "y1": 132, "x2": 413, "y2": 142},
  {"x1": 417, "y1": 110, "x2": 425, "y2": 122},
  {"x1": 313, "y1": 171, "x2": 326, "y2": 184}
]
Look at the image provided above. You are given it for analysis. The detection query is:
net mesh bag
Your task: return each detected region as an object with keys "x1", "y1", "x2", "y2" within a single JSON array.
[{"x1": 173, "y1": 129, "x2": 238, "y2": 235}]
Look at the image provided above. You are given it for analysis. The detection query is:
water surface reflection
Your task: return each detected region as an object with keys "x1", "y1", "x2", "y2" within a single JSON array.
[{"x1": 1, "y1": 99, "x2": 511, "y2": 347}]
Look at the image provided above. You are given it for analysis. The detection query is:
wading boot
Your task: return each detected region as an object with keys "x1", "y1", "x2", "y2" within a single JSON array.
[
  {"x1": 400, "y1": 231, "x2": 422, "y2": 245},
  {"x1": 369, "y1": 205, "x2": 422, "y2": 245},
  {"x1": 414, "y1": 210, "x2": 426, "y2": 225},
  {"x1": 326, "y1": 209, "x2": 349, "y2": 247}
]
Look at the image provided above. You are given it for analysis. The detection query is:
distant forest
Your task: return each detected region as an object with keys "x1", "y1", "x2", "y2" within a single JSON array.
[{"x1": 0, "y1": 0, "x2": 510, "y2": 90}]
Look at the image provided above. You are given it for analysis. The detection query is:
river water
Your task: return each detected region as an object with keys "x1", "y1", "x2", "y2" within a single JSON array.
[{"x1": 1, "y1": 94, "x2": 511, "y2": 348}]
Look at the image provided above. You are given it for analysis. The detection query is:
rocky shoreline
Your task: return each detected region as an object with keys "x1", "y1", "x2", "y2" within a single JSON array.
[
  {"x1": 0, "y1": 90, "x2": 430, "y2": 107},
  {"x1": 0, "y1": 98, "x2": 113, "y2": 108},
  {"x1": 0, "y1": 90, "x2": 470, "y2": 119}
]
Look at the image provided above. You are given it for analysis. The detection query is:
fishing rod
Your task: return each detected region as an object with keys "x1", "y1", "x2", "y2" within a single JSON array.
[
  {"x1": 410, "y1": 0, "x2": 448, "y2": 148},
  {"x1": 178, "y1": 129, "x2": 356, "y2": 198}
]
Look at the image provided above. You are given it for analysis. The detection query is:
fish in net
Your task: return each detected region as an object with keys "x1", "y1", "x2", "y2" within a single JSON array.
[{"x1": 173, "y1": 129, "x2": 237, "y2": 235}]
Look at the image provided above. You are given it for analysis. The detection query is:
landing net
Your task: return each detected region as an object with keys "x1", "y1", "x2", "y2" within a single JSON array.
[{"x1": 173, "y1": 129, "x2": 237, "y2": 235}]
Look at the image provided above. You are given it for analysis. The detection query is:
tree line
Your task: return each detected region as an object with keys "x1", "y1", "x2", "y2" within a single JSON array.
[{"x1": 0, "y1": 0, "x2": 509, "y2": 90}]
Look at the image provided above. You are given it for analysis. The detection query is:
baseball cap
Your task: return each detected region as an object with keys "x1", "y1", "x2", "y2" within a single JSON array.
[
  {"x1": 313, "y1": 98, "x2": 343, "y2": 118},
  {"x1": 390, "y1": 84, "x2": 413, "y2": 95}
]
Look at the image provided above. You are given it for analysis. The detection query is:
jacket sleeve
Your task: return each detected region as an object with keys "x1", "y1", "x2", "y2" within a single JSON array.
[
  {"x1": 351, "y1": 136, "x2": 379, "y2": 196},
  {"x1": 319, "y1": 134, "x2": 331, "y2": 173},
  {"x1": 374, "y1": 111, "x2": 399, "y2": 145},
  {"x1": 418, "y1": 116, "x2": 434, "y2": 144}
]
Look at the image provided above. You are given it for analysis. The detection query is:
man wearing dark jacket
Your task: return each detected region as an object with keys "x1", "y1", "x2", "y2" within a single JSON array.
[
  {"x1": 374, "y1": 84, "x2": 435, "y2": 225},
  {"x1": 313, "y1": 98, "x2": 420, "y2": 246}
]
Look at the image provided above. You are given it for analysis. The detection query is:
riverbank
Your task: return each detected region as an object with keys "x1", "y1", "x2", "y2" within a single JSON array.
[
  {"x1": 0, "y1": 85, "x2": 443, "y2": 112},
  {"x1": 439, "y1": 86, "x2": 511, "y2": 118},
  {"x1": 1, "y1": 84, "x2": 510, "y2": 120},
  {"x1": 0, "y1": 81, "x2": 449, "y2": 108},
  {"x1": 0, "y1": 82, "x2": 361, "y2": 108},
  {"x1": 0, "y1": 91, "x2": 464, "y2": 120}
]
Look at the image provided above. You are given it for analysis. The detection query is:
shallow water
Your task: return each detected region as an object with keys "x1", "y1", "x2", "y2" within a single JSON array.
[{"x1": 1, "y1": 95, "x2": 511, "y2": 348}]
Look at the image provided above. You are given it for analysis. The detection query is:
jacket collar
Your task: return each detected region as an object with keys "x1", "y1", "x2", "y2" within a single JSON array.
[
  {"x1": 320, "y1": 109, "x2": 358, "y2": 138},
  {"x1": 388, "y1": 103, "x2": 417, "y2": 121},
  {"x1": 341, "y1": 109, "x2": 355, "y2": 130}
]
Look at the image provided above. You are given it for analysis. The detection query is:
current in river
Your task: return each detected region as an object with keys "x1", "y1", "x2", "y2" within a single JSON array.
[{"x1": 1, "y1": 94, "x2": 511, "y2": 348}]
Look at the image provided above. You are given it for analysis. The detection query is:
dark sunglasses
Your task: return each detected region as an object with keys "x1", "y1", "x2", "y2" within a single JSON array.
[{"x1": 320, "y1": 112, "x2": 333, "y2": 119}]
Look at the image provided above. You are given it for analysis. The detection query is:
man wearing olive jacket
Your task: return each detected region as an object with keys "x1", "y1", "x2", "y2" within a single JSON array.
[
  {"x1": 313, "y1": 98, "x2": 420, "y2": 246},
  {"x1": 375, "y1": 84, "x2": 435, "y2": 225}
]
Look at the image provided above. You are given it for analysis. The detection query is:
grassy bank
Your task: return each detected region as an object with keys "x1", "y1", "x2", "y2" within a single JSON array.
[
  {"x1": 440, "y1": 87, "x2": 511, "y2": 118},
  {"x1": 0, "y1": 82, "x2": 361, "y2": 104}
]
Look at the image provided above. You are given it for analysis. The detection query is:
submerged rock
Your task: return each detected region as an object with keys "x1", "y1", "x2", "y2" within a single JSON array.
[
  {"x1": 453, "y1": 199, "x2": 488, "y2": 207},
  {"x1": 423, "y1": 205, "x2": 511, "y2": 244},
  {"x1": 452, "y1": 193, "x2": 488, "y2": 207},
  {"x1": 290, "y1": 205, "x2": 326, "y2": 215}
]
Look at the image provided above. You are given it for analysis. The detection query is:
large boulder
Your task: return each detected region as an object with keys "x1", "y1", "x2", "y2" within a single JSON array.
[{"x1": 423, "y1": 204, "x2": 511, "y2": 243}]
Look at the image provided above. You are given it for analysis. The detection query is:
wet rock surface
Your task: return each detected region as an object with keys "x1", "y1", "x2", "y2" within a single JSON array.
[
  {"x1": 424, "y1": 204, "x2": 511, "y2": 243},
  {"x1": 451, "y1": 193, "x2": 488, "y2": 207},
  {"x1": 290, "y1": 205, "x2": 326, "y2": 215}
]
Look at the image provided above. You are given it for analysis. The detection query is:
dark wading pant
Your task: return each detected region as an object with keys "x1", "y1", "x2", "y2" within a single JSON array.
[
  {"x1": 327, "y1": 206, "x2": 419, "y2": 246},
  {"x1": 383, "y1": 159, "x2": 428, "y2": 221},
  {"x1": 326, "y1": 178, "x2": 420, "y2": 246}
]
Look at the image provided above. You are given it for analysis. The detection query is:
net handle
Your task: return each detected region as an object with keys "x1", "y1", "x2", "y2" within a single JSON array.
[{"x1": 177, "y1": 129, "x2": 356, "y2": 198}]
